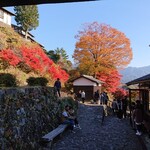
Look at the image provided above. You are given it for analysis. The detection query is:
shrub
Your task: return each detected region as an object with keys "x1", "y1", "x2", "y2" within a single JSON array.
[
  {"x1": 59, "y1": 96, "x2": 78, "y2": 112},
  {"x1": 0, "y1": 73, "x2": 17, "y2": 87},
  {"x1": 26, "y1": 77, "x2": 48, "y2": 86}
]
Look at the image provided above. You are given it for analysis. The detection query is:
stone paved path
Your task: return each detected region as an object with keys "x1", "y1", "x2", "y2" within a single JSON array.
[{"x1": 52, "y1": 102, "x2": 143, "y2": 150}]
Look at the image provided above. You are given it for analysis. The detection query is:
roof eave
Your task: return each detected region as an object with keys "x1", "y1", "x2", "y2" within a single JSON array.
[
  {"x1": 1, "y1": 8, "x2": 15, "y2": 16},
  {"x1": 1, "y1": 0, "x2": 97, "y2": 7}
]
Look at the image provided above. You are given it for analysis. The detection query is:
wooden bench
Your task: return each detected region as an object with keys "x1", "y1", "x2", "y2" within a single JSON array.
[{"x1": 40, "y1": 124, "x2": 68, "y2": 148}]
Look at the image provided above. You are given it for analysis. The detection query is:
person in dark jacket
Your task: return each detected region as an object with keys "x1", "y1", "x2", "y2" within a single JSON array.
[
  {"x1": 54, "y1": 78, "x2": 61, "y2": 97},
  {"x1": 116, "y1": 99, "x2": 123, "y2": 119},
  {"x1": 133, "y1": 100, "x2": 143, "y2": 136},
  {"x1": 122, "y1": 96, "x2": 128, "y2": 118}
]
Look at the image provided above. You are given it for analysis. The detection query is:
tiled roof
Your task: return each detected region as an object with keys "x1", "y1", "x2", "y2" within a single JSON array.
[
  {"x1": 72, "y1": 74, "x2": 104, "y2": 84},
  {"x1": 126, "y1": 73, "x2": 150, "y2": 85}
]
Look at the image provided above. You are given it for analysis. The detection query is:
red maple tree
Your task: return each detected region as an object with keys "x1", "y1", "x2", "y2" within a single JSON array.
[
  {"x1": 98, "y1": 69, "x2": 122, "y2": 93},
  {"x1": 0, "y1": 46, "x2": 69, "y2": 83}
]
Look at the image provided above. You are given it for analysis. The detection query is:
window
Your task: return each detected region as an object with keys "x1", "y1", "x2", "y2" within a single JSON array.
[{"x1": 0, "y1": 10, "x2": 4, "y2": 19}]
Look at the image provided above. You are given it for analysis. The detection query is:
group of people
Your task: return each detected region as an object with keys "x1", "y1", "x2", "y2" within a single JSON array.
[
  {"x1": 53, "y1": 78, "x2": 149, "y2": 137},
  {"x1": 130, "y1": 100, "x2": 144, "y2": 136},
  {"x1": 61, "y1": 105, "x2": 81, "y2": 133},
  {"x1": 93, "y1": 91, "x2": 109, "y2": 105},
  {"x1": 111, "y1": 96, "x2": 128, "y2": 119},
  {"x1": 112, "y1": 98, "x2": 146, "y2": 136},
  {"x1": 76, "y1": 90, "x2": 86, "y2": 103}
]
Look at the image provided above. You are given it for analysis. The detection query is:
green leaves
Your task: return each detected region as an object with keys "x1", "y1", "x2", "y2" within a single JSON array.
[{"x1": 14, "y1": 5, "x2": 39, "y2": 39}]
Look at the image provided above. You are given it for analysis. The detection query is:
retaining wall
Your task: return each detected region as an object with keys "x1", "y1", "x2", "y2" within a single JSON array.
[{"x1": 0, "y1": 86, "x2": 62, "y2": 149}]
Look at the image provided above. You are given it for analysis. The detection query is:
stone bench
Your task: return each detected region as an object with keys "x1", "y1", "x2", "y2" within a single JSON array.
[{"x1": 40, "y1": 124, "x2": 68, "y2": 148}]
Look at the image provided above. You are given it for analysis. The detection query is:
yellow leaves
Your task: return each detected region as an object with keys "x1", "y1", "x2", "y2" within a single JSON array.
[{"x1": 73, "y1": 22, "x2": 133, "y2": 75}]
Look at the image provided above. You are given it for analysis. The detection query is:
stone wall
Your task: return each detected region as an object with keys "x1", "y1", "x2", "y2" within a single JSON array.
[{"x1": 0, "y1": 86, "x2": 63, "y2": 149}]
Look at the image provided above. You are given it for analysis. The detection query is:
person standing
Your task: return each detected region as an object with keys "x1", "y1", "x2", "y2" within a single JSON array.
[
  {"x1": 93, "y1": 90, "x2": 99, "y2": 104},
  {"x1": 103, "y1": 92, "x2": 109, "y2": 116},
  {"x1": 122, "y1": 96, "x2": 128, "y2": 118},
  {"x1": 54, "y1": 78, "x2": 61, "y2": 97},
  {"x1": 111, "y1": 99, "x2": 117, "y2": 115},
  {"x1": 99, "y1": 92, "x2": 104, "y2": 105},
  {"x1": 81, "y1": 90, "x2": 85, "y2": 103},
  {"x1": 133, "y1": 100, "x2": 143, "y2": 136},
  {"x1": 116, "y1": 99, "x2": 123, "y2": 119},
  {"x1": 77, "y1": 90, "x2": 81, "y2": 102}
]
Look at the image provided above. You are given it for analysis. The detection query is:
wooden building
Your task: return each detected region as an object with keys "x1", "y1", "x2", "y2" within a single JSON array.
[
  {"x1": 72, "y1": 75, "x2": 104, "y2": 100},
  {"x1": 0, "y1": 8, "x2": 14, "y2": 26},
  {"x1": 126, "y1": 73, "x2": 150, "y2": 121}
]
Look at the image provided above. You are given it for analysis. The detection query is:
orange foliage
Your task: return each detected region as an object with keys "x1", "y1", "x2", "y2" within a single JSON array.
[{"x1": 73, "y1": 22, "x2": 133, "y2": 76}]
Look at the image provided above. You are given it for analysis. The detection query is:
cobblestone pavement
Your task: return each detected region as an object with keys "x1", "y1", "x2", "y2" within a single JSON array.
[{"x1": 52, "y1": 102, "x2": 144, "y2": 150}]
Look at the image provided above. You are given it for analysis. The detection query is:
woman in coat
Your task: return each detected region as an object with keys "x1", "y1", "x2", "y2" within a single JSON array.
[{"x1": 133, "y1": 100, "x2": 143, "y2": 135}]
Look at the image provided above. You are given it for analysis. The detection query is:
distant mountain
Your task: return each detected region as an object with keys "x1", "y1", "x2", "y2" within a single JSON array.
[{"x1": 120, "y1": 65, "x2": 150, "y2": 83}]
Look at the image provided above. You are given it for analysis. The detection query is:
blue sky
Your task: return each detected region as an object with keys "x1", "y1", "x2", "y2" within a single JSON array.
[{"x1": 5, "y1": 0, "x2": 150, "y2": 67}]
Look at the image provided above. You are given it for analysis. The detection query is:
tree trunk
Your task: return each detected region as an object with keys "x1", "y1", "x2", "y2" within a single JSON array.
[{"x1": 25, "y1": 30, "x2": 28, "y2": 39}]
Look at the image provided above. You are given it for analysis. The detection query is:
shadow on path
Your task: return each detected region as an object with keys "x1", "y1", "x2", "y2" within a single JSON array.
[{"x1": 52, "y1": 102, "x2": 143, "y2": 150}]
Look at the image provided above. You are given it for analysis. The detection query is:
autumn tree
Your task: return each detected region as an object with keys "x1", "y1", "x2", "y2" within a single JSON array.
[
  {"x1": 112, "y1": 88, "x2": 128, "y2": 99},
  {"x1": 98, "y1": 69, "x2": 122, "y2": 93},
  {"x1": 73, "y1": 22, "x2": 133, "y2": 77},
  {"x1": 14, "y1": 5, "x2": 39, "y2": 39},
  {"x1": 46, "y1": 48, "x2": 72, "y2": 71}
]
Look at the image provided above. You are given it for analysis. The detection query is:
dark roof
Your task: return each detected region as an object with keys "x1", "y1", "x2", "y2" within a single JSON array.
[
  {"x1": 1, "y1": 0, "x2": 97, "y2": 7},
  {"x1": 11, "y1": 24, "x2": 44, "y2": 48},
  {"x1": 72, "y1": 74, "x2": 104, "y2": 84},
  {"x1": 11, "y1": 24, "x2": 34, "y2": 38},
  {"x1": 126, "y1": 73, "x2": 150, "y2": 86},
  {"x1": 0, "y1": 8, "x2": 15, "y2": 16}
]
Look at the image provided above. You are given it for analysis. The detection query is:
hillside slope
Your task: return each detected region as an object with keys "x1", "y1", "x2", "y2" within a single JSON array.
[{"x1": 120, "y1": 65, "x2": 150, "y2": 83}]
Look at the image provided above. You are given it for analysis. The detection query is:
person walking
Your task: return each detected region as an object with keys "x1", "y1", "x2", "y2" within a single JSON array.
[{"x1": 54, "y1": 78, "x2": 61, "y2": 97}]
